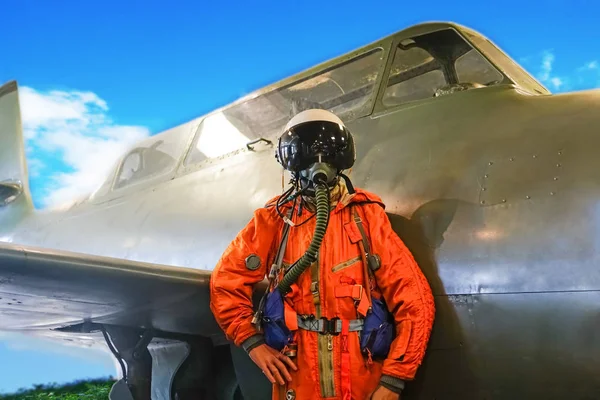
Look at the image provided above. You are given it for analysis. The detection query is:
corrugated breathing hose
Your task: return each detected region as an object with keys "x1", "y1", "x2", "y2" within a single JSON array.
[{"x1": 277, "y1": 182, "x2": 330, "y2": 295}]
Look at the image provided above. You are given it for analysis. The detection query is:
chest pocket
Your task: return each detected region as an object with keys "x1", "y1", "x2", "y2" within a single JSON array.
[
  {"x1": 328, "y1": 212, "x2": 364, "y2": 277},
  {"x1": 331, "y1": 207, "x2": 375, "y2": 318},
  {"x1": 340, "y1": 207, "x2": 381, "y2": 274},
  {"x1": 343, "y1": 210, "x2": 363, "y2": 244}
]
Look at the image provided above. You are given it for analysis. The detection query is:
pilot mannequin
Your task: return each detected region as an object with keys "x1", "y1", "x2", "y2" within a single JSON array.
[{"x1": 210, "y1": 109, "x2": 435, "y2": 399}]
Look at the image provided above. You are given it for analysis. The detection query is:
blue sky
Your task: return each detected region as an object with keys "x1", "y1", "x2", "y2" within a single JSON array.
[{"x1": 1, "y1": 0, "x2": 600, "y2": 394}]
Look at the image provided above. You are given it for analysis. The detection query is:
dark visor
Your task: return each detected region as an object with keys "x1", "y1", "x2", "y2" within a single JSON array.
[{"x1": 277, "y1": 120, "x2": 355, "y2": 172}]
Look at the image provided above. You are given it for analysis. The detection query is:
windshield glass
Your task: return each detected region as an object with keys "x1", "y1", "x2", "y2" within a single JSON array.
[
  {"x1": 382, "y1": 28, "x2": 505, "y2": 107},
  {"x1": 184, "y1": 48, "x2": 384, "y2": 166},
  {"x1": 462, "y1": 29, "x2": 549, "y2": 95},
  {"x1": 91, "y1": 118, "x2": 197, "y2": 199}
]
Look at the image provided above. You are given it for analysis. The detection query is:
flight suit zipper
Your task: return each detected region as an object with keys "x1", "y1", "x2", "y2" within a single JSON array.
[{"x1": 314, "y1": 251, "x2": 336, "y2": 398}]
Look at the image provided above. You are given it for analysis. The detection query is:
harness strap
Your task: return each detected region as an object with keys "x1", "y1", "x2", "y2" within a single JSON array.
[
  {"x1": 270, "y1": 210, "x2": 293, "y2": 282},
  {"x1": 352, "y1": 207, "x2": 374, "y2": 307},
  {"x1": 335, "y1": 284, "x2": 370, "y2": 317},
  {"x1": 353, "y1": 208, "x2": 381, "y2": 273},
  {"x1": 310, "y1": 256, "x2": 320, "y2": 306},
  {"x1": 353, "y1": 208, "x2": 371, "y2": 253},
  {"x1": 334, "y1": 284, "x2": 363, "y2": 300},
  {"x1": 253, "y1": 209, "x2": 293, "y2": 330},
  {"x1": 297, "y1": 316, "x2": 364, "y2": 333},
  {"x1": 340, "y1": 319, "x2": 351, "y2": 400}
]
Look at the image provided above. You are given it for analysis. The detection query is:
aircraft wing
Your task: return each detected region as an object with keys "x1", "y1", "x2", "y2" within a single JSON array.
[{"x1": 0, "y1": 242, "x2": 263, "y2": 344}]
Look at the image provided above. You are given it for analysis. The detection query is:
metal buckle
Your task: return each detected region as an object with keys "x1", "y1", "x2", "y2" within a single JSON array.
[
  {"x1": 318, "y1": 317, "x2": 340, "y2": 336},
  {"x1": 310, "y1": 281, "x2": 319, "y2": 293}
]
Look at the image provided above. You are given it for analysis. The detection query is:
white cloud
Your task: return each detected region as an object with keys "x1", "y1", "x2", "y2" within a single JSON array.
[
  {"x1": 26, "y1": 158, "x2": 44, "y2": 179},
  {"x1": 20, "y1": 86, "x2": 150, "y2": 209},
  {"x1": 20, "y1": 88, "x2": 107, "y2": 140},
  {"x1": 538, "y1": 51, "x2": 554, "y2": 82},
  {"x1": 524, "y1": 50, "x2": 600, "y2": 93},
  {"x1": 573, "y1": 59, "x2": 600, "y2": 89},
  {"x1": 550, "y1": 77, "x2": 563, "y2": 90},
  {"x1": 536, "y1": 50, "x2": 565, "y2": 91}
]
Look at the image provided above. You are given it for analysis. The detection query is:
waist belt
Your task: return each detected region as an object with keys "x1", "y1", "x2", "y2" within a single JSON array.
[{"x1": 297, "y1": 316, "x2": 363, "y2": 335}]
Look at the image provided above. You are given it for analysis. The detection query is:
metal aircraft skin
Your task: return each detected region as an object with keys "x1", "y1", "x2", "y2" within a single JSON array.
[{"x1": 1, "y1": 21, "x2": 599, "y2": 399}]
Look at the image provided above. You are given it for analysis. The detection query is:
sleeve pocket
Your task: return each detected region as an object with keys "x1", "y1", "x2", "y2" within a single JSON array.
[{"x1": 388, "y1": 319, "x2": 412, "y2": 361}]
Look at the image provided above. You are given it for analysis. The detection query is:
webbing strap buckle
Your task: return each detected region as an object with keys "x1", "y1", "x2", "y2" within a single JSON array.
[
  {"x1": 310, "y1": 281, "x2": 319, "y2": 293},
  {"x1": 352, "y1": 285, "x2": 363, "y2": 301},
  {"x1": 319, "y1": 317, "x2": 340, "y2": 336},
  {"x1": 297, "y1": 315, "x2": 364, "y2": 334}
]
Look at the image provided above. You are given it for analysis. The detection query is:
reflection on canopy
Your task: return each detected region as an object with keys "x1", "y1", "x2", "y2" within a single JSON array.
[{"x1": 196, "y1": 112, "x2": 249, "y2": 159}]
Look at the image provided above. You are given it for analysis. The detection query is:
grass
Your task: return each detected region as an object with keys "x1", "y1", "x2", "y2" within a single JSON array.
[{"x1": 0, "y1": 377, "x2": 116, "y2": 400}]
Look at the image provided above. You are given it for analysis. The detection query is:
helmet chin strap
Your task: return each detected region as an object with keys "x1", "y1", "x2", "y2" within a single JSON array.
[{"x1": 338, "y1": 172, "x2": 355, "y2": 194}]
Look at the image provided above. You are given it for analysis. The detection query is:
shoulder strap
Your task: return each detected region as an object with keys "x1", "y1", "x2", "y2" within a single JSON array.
[
  {"x1": 252, "y1": 209, "x2": 293, "y2": 329},
  {"x1": 269, "y1": 210, "x2": 292, "y2": 282},
  {"x1": 352, "y1": 206, "x2": 373, "y2": 307},
  {"x1": 352, "y1": 207, "x2": 373, "y2": 275},
  {"x1": 353, "y1": 209, "x2": 370, "y2": 251},
  {"x1": 352, "y1": 207, "x2": 382, "y2": 274}
]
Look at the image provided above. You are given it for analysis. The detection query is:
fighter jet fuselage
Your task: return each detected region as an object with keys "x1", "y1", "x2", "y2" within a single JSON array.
[{"x1": 1, "y1": 22, "x2": 598, "y2": 399}]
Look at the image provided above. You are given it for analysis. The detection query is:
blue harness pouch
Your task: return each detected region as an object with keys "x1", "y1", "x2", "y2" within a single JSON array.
[
  {"x1": 254, "y1": 212, "x2": 294, "y2": 351},
  {"x1": 352, "y1": 207, "x2": 395, "y2": 360},
  {"x1": 360, "y1": 296, "x2": 395, "y2": 359},
  {"x1": 262, "y1": 289, "x2": 293, "y2": 351}
]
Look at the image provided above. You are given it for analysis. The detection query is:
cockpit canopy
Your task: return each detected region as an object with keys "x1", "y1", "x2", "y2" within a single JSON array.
[
  {"x1": 384, "y1": 28, "x2": 505, "y2": 105},
  {"x1": 381, "y1": 23, "x2": 548, "y2": 105},
  {"x1": 90, "y1": 22, "x2": 549, "y2": 202}
]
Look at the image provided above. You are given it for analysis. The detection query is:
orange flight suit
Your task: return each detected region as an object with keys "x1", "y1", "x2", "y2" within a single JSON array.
[{"x1": 210, "y1": 187, "x2": 435, "y2": 399}]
